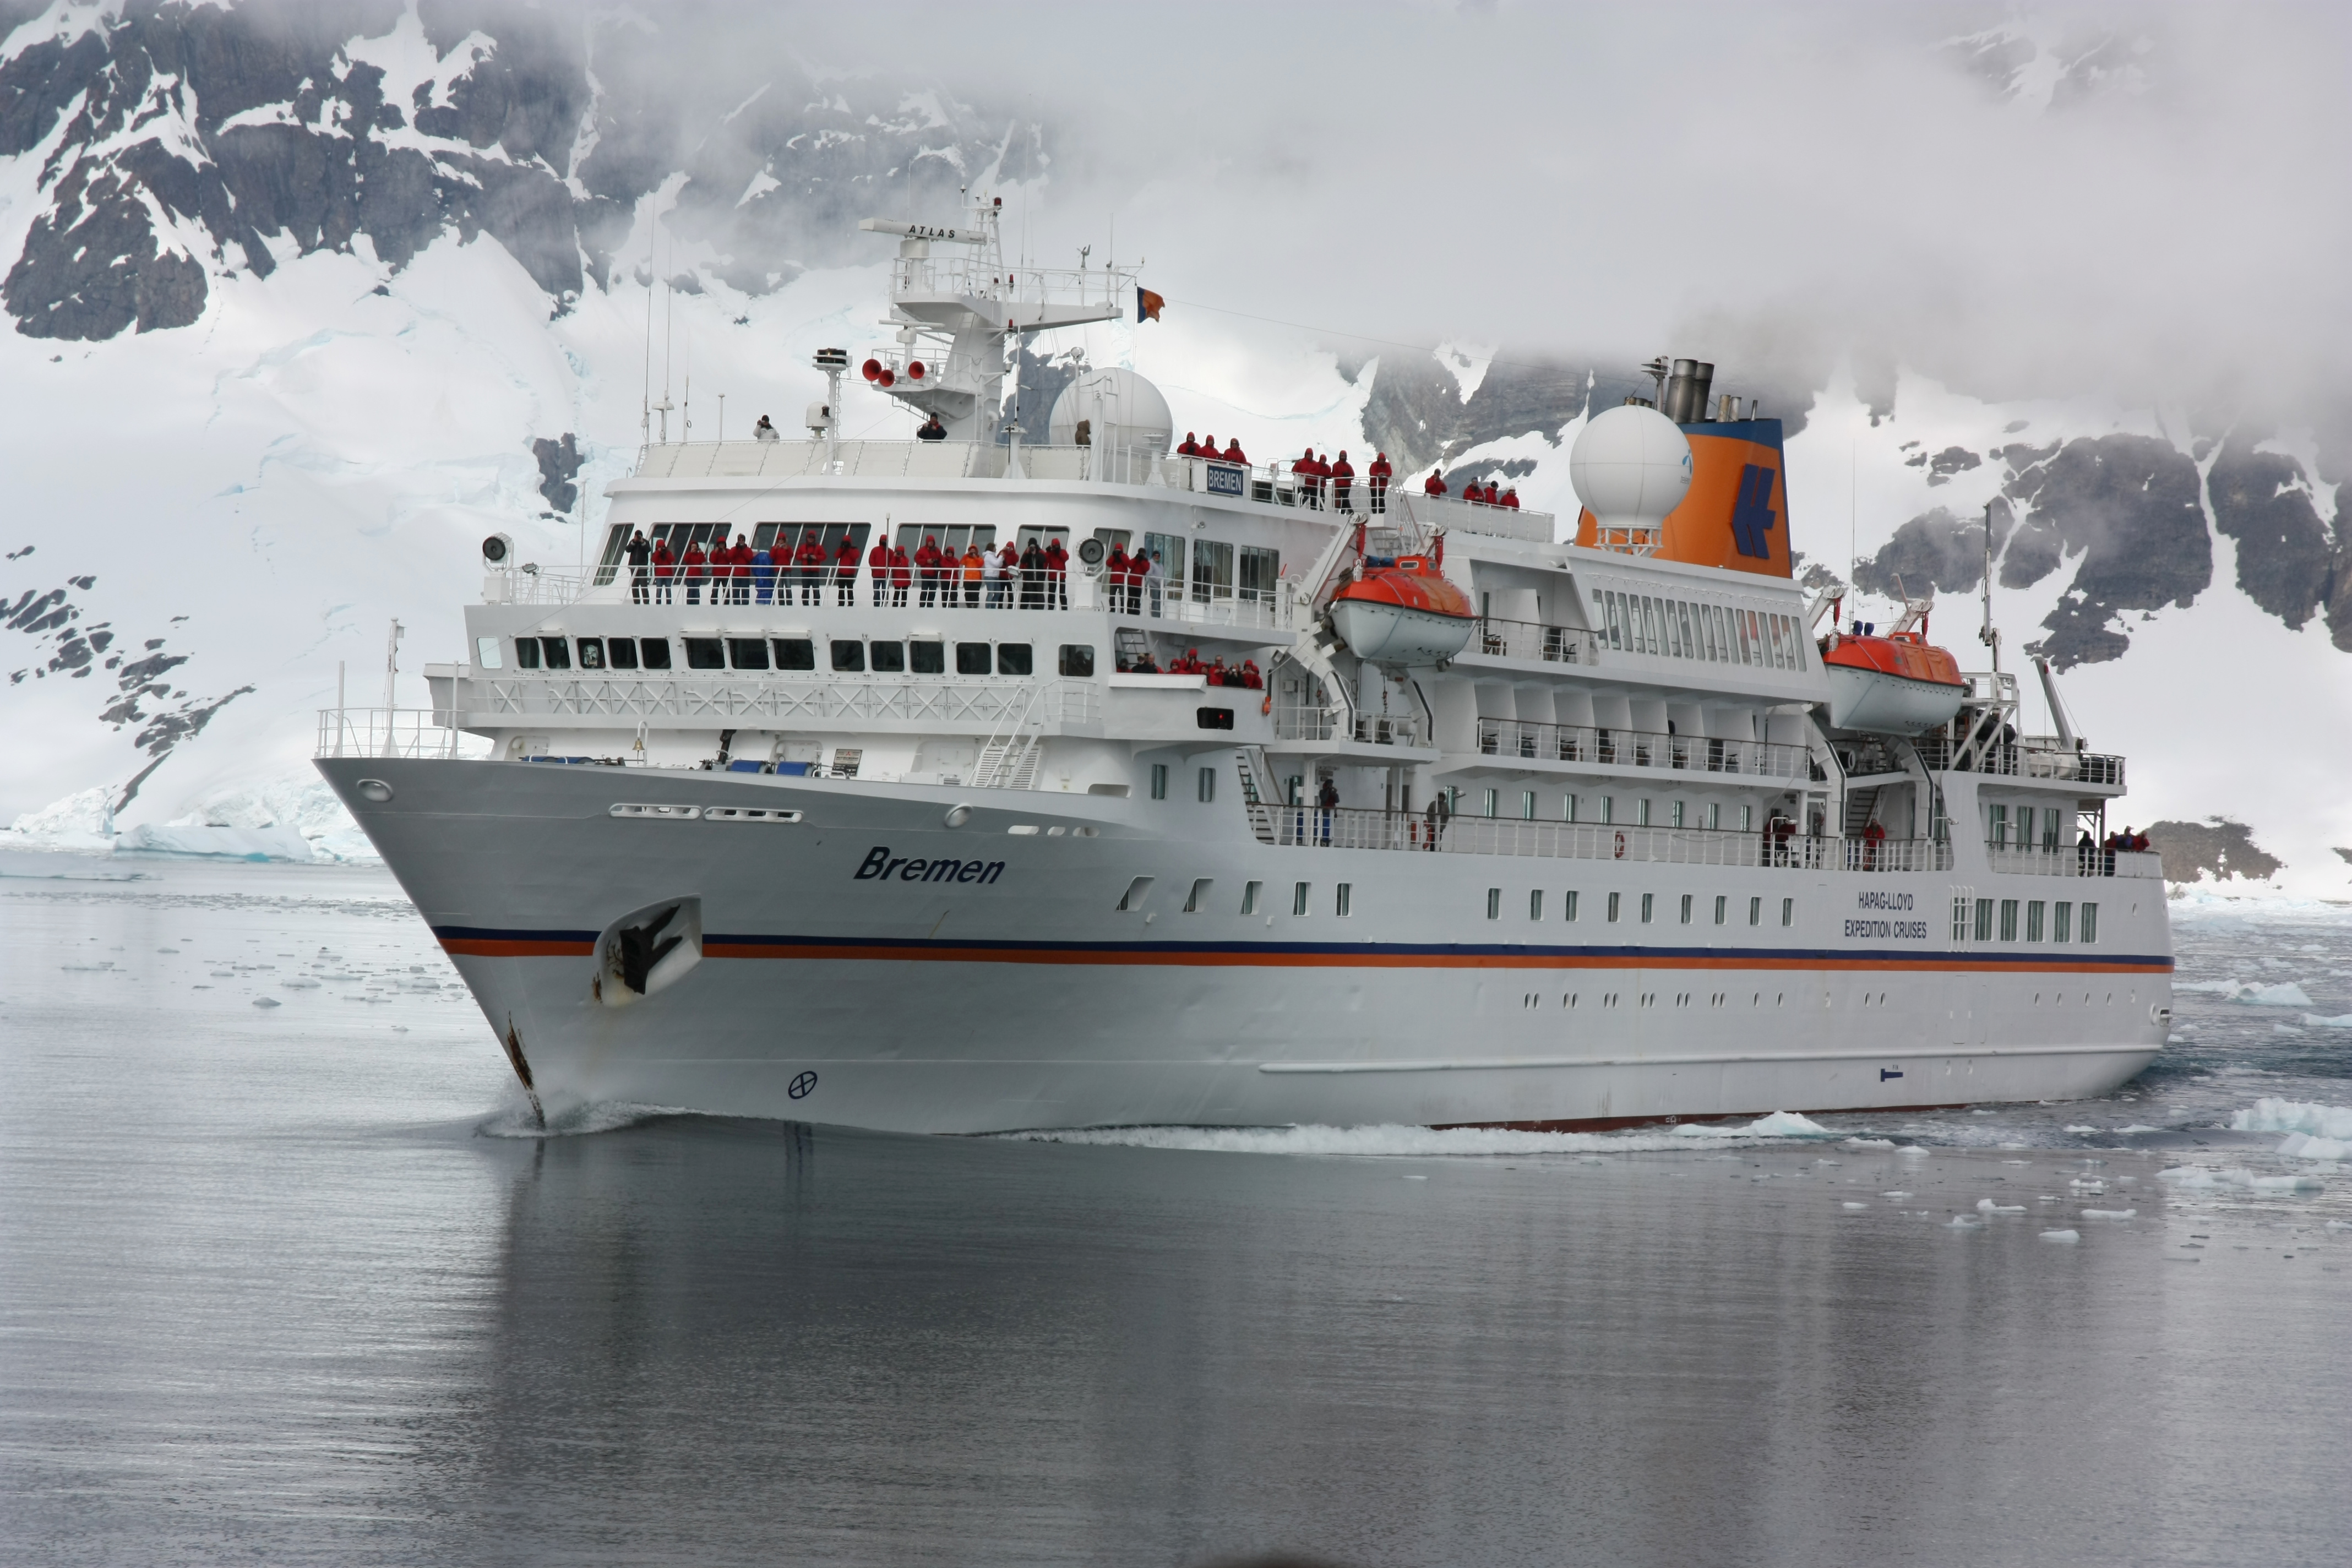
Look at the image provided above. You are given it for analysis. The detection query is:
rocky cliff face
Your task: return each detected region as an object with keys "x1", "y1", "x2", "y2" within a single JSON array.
[{"x1": 0, "y1": 0, "x2": 1036, "y2": 340}]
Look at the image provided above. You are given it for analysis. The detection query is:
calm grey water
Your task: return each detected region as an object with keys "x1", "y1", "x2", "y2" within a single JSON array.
[{"x1": 3, "y1": 851, "x2": 2348, "y2": 1567}]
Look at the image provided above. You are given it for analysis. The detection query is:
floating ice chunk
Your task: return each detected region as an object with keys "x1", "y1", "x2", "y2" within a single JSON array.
[
  {"x1": 1898, "y1": 1145, "x2": 1930, "y2": 1157},
  {"x1": 2230, "y1": 1099, "x2": 2352, "y2": 1140},
  {"x1": 2157, "y1": 1167, "x2": 2326, "y2": 1192},
  {"x1": 2081, "y1": 1207, "x2": 2137, "y2": 1219},
  {"x1": 2064, "y1": 1125, "x2": 2100, "y2": 1134},
  {"x1": 2040, "y1": 1229, "x2": 2081, "y2": 1243},
  {"x1": 2117, "y1": 1125, "x2": 2159, "y2": 1134},
  {"x1": 2002, "y1": 1159, "x2": 2030, "y2": 1166},
  {"x1": 1402, "y1": 1174, "x2": 1429, "y2": 1181},
  {"x1": 1882, "y1": 1191, "x2": 1913, "y2": 1199},
  {"x1": 1946, "y1": 1215, "x2": 1983, "y2": 1228},
  {"x1": 2302, "y1": 1014, "x2": 2352, "y2": 1028},
  {"x1": 1842, "y1": 1201, "x2": 1870, "y2": 1210},
  {"x1": 2277, "y1": 1133, "x2": 2352, "y2": 1161},
  {"x1": 1977, "y1": 1199, "x2": 2027, "y2": 1212},
  {"x1": 1843, "y1": 1137, "x2": 1896, "y2": 1149}
]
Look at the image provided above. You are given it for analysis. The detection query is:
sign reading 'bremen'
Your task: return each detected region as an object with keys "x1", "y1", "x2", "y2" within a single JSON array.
[{"x1": 856, "y1": 846, "x2": 1008, "y2": 884}]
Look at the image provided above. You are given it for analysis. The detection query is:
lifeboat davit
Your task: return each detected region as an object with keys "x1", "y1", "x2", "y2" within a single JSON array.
[
  {"x1": 1822, "y1": 630, "x2": 1967, "y2": 734},
  {"x1": 1329, "y1": 554, "x2": 1477, "y2": 666}
]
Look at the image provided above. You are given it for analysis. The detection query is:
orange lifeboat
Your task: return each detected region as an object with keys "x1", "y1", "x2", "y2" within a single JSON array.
[
  {"x1": 1329, "y1": 552, "x2": 1477, "y2": 666},
  {"x1": 1822, "y1": 629, "x2": 1966, "y2": 734}
]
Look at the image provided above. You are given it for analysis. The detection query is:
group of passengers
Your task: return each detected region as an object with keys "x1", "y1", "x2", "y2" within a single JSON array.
[
  {"x1": 1288, "y1": 449, "x2": 1394, "y2": 512},
  {"x1": 1423, "y1": 470, "x2": 1521, "y2": 509},
  {"x1": 1176, "y1": 432, "x2": 1249, "y2": 464},
  {"x1": 1101, "y1": 544, "x2": 1166, "y2": 616},
  {"x1": 620, "y1": 530, "x2": 1087, "y2": 611},
  {"x1": 1119, "y1": 646, "x2": 1262, "y2": 688}
]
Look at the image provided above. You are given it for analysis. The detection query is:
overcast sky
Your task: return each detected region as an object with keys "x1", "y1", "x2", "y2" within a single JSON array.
[{"x1": 759, "y1": 1, "x2": 2348, "y2": 440}]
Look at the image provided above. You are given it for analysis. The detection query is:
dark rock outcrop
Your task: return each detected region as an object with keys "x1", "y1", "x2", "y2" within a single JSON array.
[
  {"x1": 2143, "y1": 818, "x2": 2282, "y2": 883},
  {"x1": 2205, "y1": 439, "x2": 2337, "y2": 633},
  {"x1": 531, "y1": 434, "x2": 581, "y2": 515},
  {"x1": 2005, "y1": 435, "x2": 2210, "y2": 669}
]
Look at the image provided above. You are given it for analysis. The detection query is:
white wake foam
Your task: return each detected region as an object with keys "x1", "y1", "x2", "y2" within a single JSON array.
[
  {"x1": 1002, "y1": 1111, "x2": 1841, "y2": 1158},
  {"x1": 475, "y1": 1097, "x2": 697, "y2": 1139}
]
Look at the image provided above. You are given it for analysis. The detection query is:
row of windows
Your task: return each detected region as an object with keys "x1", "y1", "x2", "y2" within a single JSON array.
[
  {"x1": 1593, "y1": 589, "x2": 1807, "y2": 672},
  {"x1": 1455, "y1": 788, "x2": 1750, "y2": 830},
  {"x1": 1954, "y1": 897, "x2": 2098, "y2": 944},
  {"x1": 492, "y1": 635, "x2": 1092, "y2": 678},
  {"x1": 1985, "y1": 804, "x2": 2069, "y2": 850},
  {"x1": 1488, "y1": 889, "x2": 1795, "y2": 927},
  {"x1": 1117, "y1": 876, "x2": 1352, "y2": 917},
  {"x1": 1146, "y1": 764, "x2": 1221, "y2": 803}
]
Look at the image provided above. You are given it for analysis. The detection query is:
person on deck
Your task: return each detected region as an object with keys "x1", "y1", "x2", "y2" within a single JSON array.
[
  {"x1": 753, "y1": 415, "x2": 778, "y2": 443},
  {"x1": 834, "y1": 536, "x2": 859, "y2": 606},
  {"x1": 682, "y1": 539, "x2": 707, "y2": 605},
  {"x1": 983, "y1": 541, "x2": 1008, "y2": 608},
  {"x1": 1293, "y1": 449, "x2": 1321, "y2": 510},
  {"x1": 1223, "y1": 437, "x2": 1247, "y2": 465},
  {"x1": 1046, "y1": 536, "x2": 1070, "y2": 609},
  {"x1": 1240, "y1": 659, "x2": 1262, "y2": 689},
  {"x1": 1424, "y1": 469, "x2": 1447, "y2": 497},
  {"x1": 1142, "y1": 547, "x2": 1166, "y2": 616},
  {"x1": 751, "y1": 541, "x2": 777, "y2": 605},
  {"x1": 889, "y1": 543, "x2": 913, "y2": 607},
  {"x1": 1331, "y1": 450, "x2": 1355, "y2": 512},
  {"x1": 651, "y1": 537, "x2": 676, "y2": 604},
  {"x1": 1177, "y1": 432, "x2": 1201, "y2": 457},
  {"x1": 1198, "y1": 435, "x2": 1218, "y2": 465},
  {"x1": 1862, "y1": 817, "x2": 1887, "y2": 869},
  {"x1": 1501, "y1": 486, "x2": 1520, "y2": 510},
  {"x1": 625, "y1": 530, "x2": 652, "y2": 605},
  {"x1": 1019, "y1": 538, "x2": 1047, "y2": 609},
  {"x1": 795, "y1": 532, "x2": 826, "y2": 606},
  {"x1": 1366, "y1": 451, "x2": 1392, "y2": 514},
  {"x1": 867, "y1": 536, "x2": 892, "y2": 608},
  {"x1": 961, "y1": 543, "x2": 984, "y2": 608},
  {"x1": 1106, "y1": 546, "x2": 1130, "y2": 613},
  {"x1": 915, "y1": 535, "x2": 945, "y2": 607},
  {"x1": 1316, "y1": 775, "x2": 1339, "y2": 846},
  {"x1": 1482, "y1": 481, "x2": 1501, "y2": 505},
  {"x1": 916, "y1": 414, "x2": 946, "y2": 442}
]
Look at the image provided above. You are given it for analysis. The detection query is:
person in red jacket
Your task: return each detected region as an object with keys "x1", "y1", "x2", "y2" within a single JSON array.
[
  {"x1": 1177, "y1": 432, "x2": 1200, "y2": 456},
  {"x1": 1240, "y1": 658, "x2": 1263, "y2": 689},
  {"x1": 1292, "y1": 448, "x2": 1319, "y2": 510},
  {"x1": 682, "y1": 538, "x2": 707, "y2": 604},
  {"x1": 1199, "y1": 434, "x2": 1218, "y2": 464},
  {"x1": 889, "y1": 543, "x2": 913, "y2": 607},
  {"x1": 1424, "y1": 469, "x2": 1447, "y2": 497},
  {"x1": 1044, "y1": 536, "x2": 1069, "y2": 609},
  {"x1": 651, "y1": 537, "x2": 676, "y2": 604},
  {"x1": 1330, "y1": 449, "x2": 1354, "y2": 512},
  {"x1": 1106, "y1": 546, "x2": 1130, "y2": 614},
  {"x1": 833, "y1": 536, "x2": 859, "y2": 605},
  {"x1": 1366, "y1": 451, "x2": 1392, "y2": 514},
  {"x1": 867, "y1": 537, "x2": 892, "y2": 608},
  {"x1": 1483, "y1": 480, "x2": 1500, "y2": 505},
  {"x1": 1222, "y1": 437, "x2": 1247, "y2": 465},
  {"x1": 915, "y1": 535, "x2": 944, "y2": 607},
  {"x1": 794, "y1": 532, "x2": 826, "y2": 605}
]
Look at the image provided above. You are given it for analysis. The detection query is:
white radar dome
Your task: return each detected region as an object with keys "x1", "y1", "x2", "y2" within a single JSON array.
[
  {"x1": 1569, "y1": 405, "x2": 1693, "y2": 531},
  {"x1": 1046, "y1": 367, "x2": 1173, "y2": 452}
]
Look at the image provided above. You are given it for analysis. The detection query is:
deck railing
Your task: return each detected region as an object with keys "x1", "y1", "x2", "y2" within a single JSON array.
[
  {"x1": 1986, "y1": 845, "x2": 2163, "y2": 879},
  {"x1": 316, "y1": 709, "x2": 470, "y2": 759},
  {"x1": 1471, "y1": 617, "x2": 1602, "y2": 666},
  {"x1": 1245, "y1": 805, "x2": 1915, "y2": 869},
  {"x1": 1916, "y1": 736, "x2": 2126, "y2": 787},
  {"x1": 1474, "y1": 719, "x2": 1812, "y2": 780}
]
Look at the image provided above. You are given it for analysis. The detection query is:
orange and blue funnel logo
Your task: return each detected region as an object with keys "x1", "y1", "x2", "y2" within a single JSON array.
[{"x1": 1576, "y1": 418, "x2": 1792, "y2": 578}]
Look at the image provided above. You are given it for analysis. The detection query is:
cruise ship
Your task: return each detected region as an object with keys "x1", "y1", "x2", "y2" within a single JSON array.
[{"x1": 318, "y1": 197, "x2": 2173, "y2": 1134}]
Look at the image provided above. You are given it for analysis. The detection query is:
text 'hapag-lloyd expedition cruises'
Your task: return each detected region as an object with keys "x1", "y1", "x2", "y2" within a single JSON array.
[{"x1": 319, "y1": 195, "x2": 2173, "y2": 1134}]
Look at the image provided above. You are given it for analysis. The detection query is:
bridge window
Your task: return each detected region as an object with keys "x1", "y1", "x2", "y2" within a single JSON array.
[
  {"x1": 727, "y1": 638, "x2": 769, "y2": 670},
  {"x1": 774, "y1": 638, "x2": 814, "y2": 671},
  {"x1": 639, "y1": 638, "x2": 672, "y2": 671},
  {"x1": 957, "y1": 642, "x2": 992, "y2": 675},
  {"x1": 1059, "y1": 644, "x2": 1095, "y2": 677},
  {"x1": 997, "y1": 643, "x2": 1033, "y2": 676},
  {"x1": 830, "y1": 640, "x2": 864, "y2": 672},
  {"x1": 909, "y1": 640, "x2": 945, "y2": 674},
  {"x1": 540, "y1": 636, "x2": 571, "y2": 671},
  {"x1": 575, "y1": 638, "x2": 605, "y2": 670},
  {"x1": 683, "y1": 638, "x2": 723, "y2": 671},
  {"x1": 870, "y1": 641, "x2": 906, "y2": 673},
  {"x1": 607, "y1": 639, "x2": 638, "y2": 671},
  {"x1": 512, "y1": 637, "x2": 540, "y2": 669}
]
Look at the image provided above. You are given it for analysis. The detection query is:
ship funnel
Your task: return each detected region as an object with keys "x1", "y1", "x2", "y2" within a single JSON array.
[
  {"x1": 1662, "y1": 358, "x2": 1716, "y2": 424},
  {"x1": 1570, "y1": 405, "x2": 1692, "y2": 556}
]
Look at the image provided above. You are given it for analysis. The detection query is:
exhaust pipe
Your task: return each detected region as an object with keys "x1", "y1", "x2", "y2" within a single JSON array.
[{"x1": 1663, "y1": 359, "x2": 1716, "y2": 424}]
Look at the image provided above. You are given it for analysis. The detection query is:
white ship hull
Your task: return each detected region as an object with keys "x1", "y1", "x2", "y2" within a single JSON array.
[{"x1": 323, "y1": 758, "x2": 2170, "y2": 1134}]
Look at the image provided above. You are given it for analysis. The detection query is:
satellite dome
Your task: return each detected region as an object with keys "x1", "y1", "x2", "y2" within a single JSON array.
[
  {"x1": 1569, "y1": 405, "x2": 1692, "y2": 533},
  {"x1": 1046, "y1": 367, "x2": 1173, "y2": 451}
]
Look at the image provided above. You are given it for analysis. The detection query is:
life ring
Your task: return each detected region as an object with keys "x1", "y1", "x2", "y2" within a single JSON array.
[{"x1": 1613, "y1": 831, "x2": 1625, "y2": 859}]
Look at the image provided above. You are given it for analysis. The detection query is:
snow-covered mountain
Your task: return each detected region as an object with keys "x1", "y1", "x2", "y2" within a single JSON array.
[{"x1": 3, "y1": 1, "x2": 2346, "y2": 894}]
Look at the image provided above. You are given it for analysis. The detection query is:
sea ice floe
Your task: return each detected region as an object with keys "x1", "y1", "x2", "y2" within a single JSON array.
[
  {"x1": 2226, "y1": 1101, "x2": 2352, "y2": 1161},
  {"x1": 2157, "y1": 1167, "x2": 2326, "y2": 1192},
  {"x1": 2117, "y1": 1125, "x2": 2159, "y2": 1134},
  {"x1": 1977, "y1": 1199, "x2": 2026, "y2": 1212},
  {"x1": 2276, "y1": 1133, "x2": 2352, "y2": 1161},
  {"x1": 2175, "y1": 980, "x2": 2315, "y2": 1007},
  {"x1": 251, "y1": 997, "x2": 280, "y2": 1008},
  {"x1": 1842, "y1": 1201, "x2": 1870, "y2": 1210},
  {"x1": 1946, "y1": 1215, "x2": 1983, "y2": 1229},
  {"x1": 2064, "y1": 1125, "x2": 2100, "y2": 1134},
  {"x1": 2040, "y1": 1229, "x2": 2081, "y2": 1243},
  {"x1": 2302, "y1": 1014, "x2": 2352, "y2": 1028},
  {"x1": 1843, "y1": 1137, "x2": 1896, "y2": 1149},
  {"x1": 2080, "y1": 1207, "x2": 2137, "y2": 1219}
]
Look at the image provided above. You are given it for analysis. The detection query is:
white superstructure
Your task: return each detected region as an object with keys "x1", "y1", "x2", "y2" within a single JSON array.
[{"x1": 319, "y1": 207, "x2": 2172, "y2": 1134}]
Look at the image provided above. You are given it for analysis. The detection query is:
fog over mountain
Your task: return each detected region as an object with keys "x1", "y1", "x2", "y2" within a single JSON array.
[{"x1": 2, "y1": 0, "x2": 2346, "y2": 888}]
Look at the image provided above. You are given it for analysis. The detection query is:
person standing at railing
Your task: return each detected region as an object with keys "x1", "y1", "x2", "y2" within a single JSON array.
[
  {"x1": 915, "y1": 535, "x2": 945, "y2": 608},
  {"x1": 1501, "y1": 486, "x2": 1520, "y2": 510},
  {"x1": 1106, "y1": 545, "x2": 1130, "y2": 613},
  {"x1": 889, "y1": 542, "x2": 913, "y2": 607},
  {"x1": 1331, "y1": 450, "x2": 1354, "y2": 512},
  {"x1": 752, "y1": 540, "x2": 777, "y2": 605},
  {"x1": 1368, "y1": 451, "x2": 1392, "y2": 514},
  {"x1": 1239, "y1": 658, "x2": 1262, "y2": 689},
  {"x1": 753, "y1": 414, "x2": 778, "y2": 443},
  {"x1": 834, "y1": 535, "x2": 859, "y2": 606},
  {"x1": 1293, "y1": 449, "x2": 1321, "y2": 510},
  {"x1": 983, "y1": 540, "x2": 1008, "y2": 607},
  {"x1": 738, "y1": 535, "x2": 761, "y2": 605},
  {"x1": 1424, "y1": 469, "x2": 1447, "y2": 497},
  {"x1": 916, "y1": 414, "x2": 946, "y2": 442},
  {"x1": 1199, "y1": 434, "x2": 1218, "y2": 466},
  {"x1": 682, "y1": 538, "x2": 707, "y2": 605},
  {"x1": 961, "y1": 543, "x2": 984, "y2": 608},
  {"x1": 625, "y1": 530, "x2": 652, "y2": 605},
  {"x1": 867, "y1": 536, "x2": 892, "y2": 608},
  {"x1": 795, "y1": 531, "x2": 827, "y2": 606},
  {"x1": 1178, "y1": 432, "x2": 1201, "y2": 457},
  {"x1": 652, "y1": 537, "x2": 676, "y2": 604},
  {"x1": 1046, "y1": 536, "x2": 1070, "y2": 609},
  {"x1": 1143, "y1": 548, "x2": 1166, "y2": 617},
  {"x1": 1018, "y1": 538, "x2": 1046, "y2": 609},
  {"x1": 1316, "y1": 776, "x2": 1339, "y2": 847},
  {"x1": 1222, "y1": 437, "x2": 1248, "y2": 465},
  {"x1": 1862, "y1": 818, "x2": 1886, "y2": 870}
]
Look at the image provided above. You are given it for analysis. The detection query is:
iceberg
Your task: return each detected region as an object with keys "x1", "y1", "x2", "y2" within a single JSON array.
[{"x1": 115, "y1": 823, "x2": 316, "y2": 862}]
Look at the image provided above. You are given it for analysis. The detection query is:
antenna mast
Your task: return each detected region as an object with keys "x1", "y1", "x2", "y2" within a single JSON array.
[{"x1": 1978, "y1": 501, "x2": 2000, "y2": 676}]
